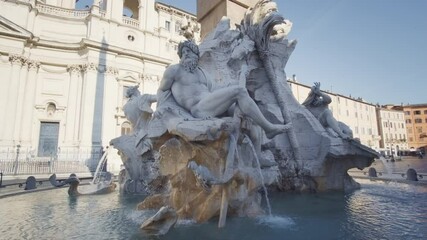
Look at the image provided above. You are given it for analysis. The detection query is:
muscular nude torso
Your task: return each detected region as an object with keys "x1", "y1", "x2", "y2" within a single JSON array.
[{"x1": 164, "y1": 64, "x2": 210, "y2": 111}]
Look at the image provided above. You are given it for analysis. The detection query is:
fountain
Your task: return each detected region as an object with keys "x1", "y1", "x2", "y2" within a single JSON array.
[
  {"x1": 107, "y1": 0, "x2": 378, "y2": 235},
  {"x1": 49, "y1": 148, "x2": 116, "y2": 196}
]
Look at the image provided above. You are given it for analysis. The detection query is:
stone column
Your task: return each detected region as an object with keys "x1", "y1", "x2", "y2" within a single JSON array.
[
  {"x1": 19, "y1": 60, "x2": 40, "y2": 145},
  {"x1": 61, "y1": 0, "x2": 75, "y2": 9},
  {"x1": 64, "y1": 65, "x2": 82, "y2": 144},
  {"x1": 2, "y1": 55, "x2": 23, "y2": 144},
  {"x1": 106, "y1": 0, "x2": 124, "y2": 23},
  {"x1": 138, "y1": 1, "x2": 146, "y2": 30}
]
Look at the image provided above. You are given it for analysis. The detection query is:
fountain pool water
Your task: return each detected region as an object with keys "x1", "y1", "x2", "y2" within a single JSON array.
[{"x1": 0, "y1": 179, "x2": 425, "y2": 240}]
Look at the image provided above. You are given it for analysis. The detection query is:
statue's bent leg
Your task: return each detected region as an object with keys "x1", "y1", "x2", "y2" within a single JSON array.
[
  {"x1": 191, "y1": 86, "x2": 243, "y2": 118},
  {"x1": 192, "y1": 86, "x2": 290, "y2": 139}
]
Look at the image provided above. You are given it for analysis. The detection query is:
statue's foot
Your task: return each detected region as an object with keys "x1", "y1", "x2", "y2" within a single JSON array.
[
  {"x1": 339, "y1": 133, "x2": 352, "y2": 140},
  {"x1": 265, "y1": 123, "x2": 292, "y2": 139}
]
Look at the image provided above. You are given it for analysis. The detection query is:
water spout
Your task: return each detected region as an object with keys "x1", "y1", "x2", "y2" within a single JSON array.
[
  {"x1": 92, "y1": 147, "x2": 109, "y2": 184},
  {"x1": 244, "y1": 135, "x2": 272, "y2": 216}
]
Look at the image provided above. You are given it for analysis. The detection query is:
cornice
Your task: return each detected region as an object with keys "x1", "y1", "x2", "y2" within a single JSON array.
[
  {"x1": 81, "y1": 39, "x2": 172, "y2": 65},
  {"x1": 155, "y1": 2, "x2": 197, "y2": 21},
  {"x1": 24, "y1": 38, "x2": 172, "y2": 66}
]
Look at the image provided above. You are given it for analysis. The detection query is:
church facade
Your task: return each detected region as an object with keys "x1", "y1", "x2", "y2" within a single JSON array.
[{"x1": 0, "y1": 0, "x2": 199, "y2": 167}]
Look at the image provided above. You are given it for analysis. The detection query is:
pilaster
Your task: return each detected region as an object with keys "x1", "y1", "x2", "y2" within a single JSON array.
[
  {"x1": 20, "y1": 60, "x2": 40, "y2": 146},
  {"x1": 64, "y1": 64, "x2": 82, "y2": 145},
  {"x1": 79, "y1": 62, "x2": 98, "y2": 147},
  {"x1": 102, "y1": 66, "x2": 119, "y2": 144},
  {"x1": 2, "y1": 54, "x2": 23, "y2": 144},
  {"x1": 13, "y1": 58, "x2": 29, "y2": 141}
]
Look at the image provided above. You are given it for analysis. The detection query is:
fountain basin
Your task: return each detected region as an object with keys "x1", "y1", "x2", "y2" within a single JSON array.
[{"x1": 0, "y1": 180, "x2": 425, "y2": 239}]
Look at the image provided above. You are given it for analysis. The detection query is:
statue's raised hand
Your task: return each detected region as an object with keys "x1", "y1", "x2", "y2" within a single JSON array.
[{"x1": 313, "y1": 82, "x2": 321, "y2": 94}]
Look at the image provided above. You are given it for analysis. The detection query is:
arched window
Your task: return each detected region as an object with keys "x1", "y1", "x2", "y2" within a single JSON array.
[
  {"x1": 123, "y1": 0, "x2": 138, "y2": 19},
  {"x1": 75, "y1": 0, "x2": 94, "y2": 10},
  {"x1": 121, "y1": 121, "x2": 132, "y2": 135}
]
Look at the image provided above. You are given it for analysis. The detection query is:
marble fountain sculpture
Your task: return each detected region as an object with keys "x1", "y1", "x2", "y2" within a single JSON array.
[{"x1": 109, "y1": 0, "x2": 378, "y2": 235}]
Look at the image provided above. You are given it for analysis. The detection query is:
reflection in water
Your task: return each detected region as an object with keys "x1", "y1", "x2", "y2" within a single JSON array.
[
  {"x1": 68, "y1": 196, "x2": 78, "y2": 210},
  {"x1": 0, "y1": 180, "x2": 426, "y2": 240}
]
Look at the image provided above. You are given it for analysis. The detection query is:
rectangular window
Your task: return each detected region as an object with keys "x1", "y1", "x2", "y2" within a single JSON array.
[
  {"x1": 368, "y1": 128, "x2": 372, "y2": 135},
  {"x1": 355, "y1": 126, "x2": 359, "y2": 134},
  {"x1": 405, "y1": 111, "x2": 410, "y2": 115},
  {"x1": 409, "y1": 137, "x2": 413, "y2": 142},
  {"x1": 406, "y1": 119, "x2": 412, "y2": 124},
  {"x1": 165, "y1": 21, "x2": 171, "y2": 31},
  {"x1": 415, "y1": 118, "x2": 422, "y2": 123},
  {"x1": 424, "y1": 110, "x2": 427, "y2": 114},
  {"x1": 175, "y1": 21, "x2": 182, "y2": 33},
  {"x1": 414, "y1": 110, "x2": 421, "y2": 115}
]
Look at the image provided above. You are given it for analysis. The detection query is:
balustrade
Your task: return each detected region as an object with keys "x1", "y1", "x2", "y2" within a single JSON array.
[
  {"x1": 36, "y1": 3, "x2": 89, "y2": 18},
  {"x1": 122, "y1": 16, "x2": 140, "y2": 28}
]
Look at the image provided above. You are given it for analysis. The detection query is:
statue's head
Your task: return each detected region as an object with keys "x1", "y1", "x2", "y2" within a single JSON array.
[
  {"x1": 178, "y1": 40, "x2": 199, "y2": 60},
  {"x1": 243, "y1": 0, "x2": 292, "y2": 42},
  {"x1": 251, "y1": 0, "x2": 278, "y2": 25},
  {"x1": 126, "y1": 85, "x2": 141, "y2": 98},
  {"x1": 302, "y1": 94, "x2": 324, "y2": 107},
  {"x1": 178, "y1": 40, "x2": 199, "y2": 73}
]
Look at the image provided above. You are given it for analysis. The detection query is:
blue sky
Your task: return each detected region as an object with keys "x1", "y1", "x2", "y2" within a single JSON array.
[{"x1": 77, "y1": 0, "x2": 427, "y2": 105}]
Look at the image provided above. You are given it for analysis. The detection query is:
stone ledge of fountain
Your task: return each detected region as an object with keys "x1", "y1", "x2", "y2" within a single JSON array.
[{"x1": 0, "y1": 174, "x2": 95, "y2": 199}]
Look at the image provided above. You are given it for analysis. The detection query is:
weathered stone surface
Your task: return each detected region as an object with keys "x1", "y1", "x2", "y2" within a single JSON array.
[
  {"x1": 115, "y1": 1, "x2": 378, "y2": 233},
  {"x1": 140, "y1": 206, "x2": 178, "y2": 236}
]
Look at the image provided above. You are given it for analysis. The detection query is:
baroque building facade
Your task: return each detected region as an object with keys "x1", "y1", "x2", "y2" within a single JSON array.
[
  {"x1": 0, "y1": 0, "x2": 199, "y2": 165},
  {"x1": 376, "y1": 105, "x2": 408, "y2": 156}
]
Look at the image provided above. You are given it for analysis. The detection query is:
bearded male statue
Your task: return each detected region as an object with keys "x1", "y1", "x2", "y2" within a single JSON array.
[{"x1": 156, "y1": 40, "x2": 291, "y2": 139}]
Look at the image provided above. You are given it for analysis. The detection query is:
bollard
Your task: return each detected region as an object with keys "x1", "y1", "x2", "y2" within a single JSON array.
[
  {"x1": 406, "y1": 168, "x2": 418, "y2": 181},
  {"x1": 368, "y1": 167, "x2": 377, "y2": 177},
  {"x1": 0, "y1": 172, "x2": 3, "y2": 188},
  {"x1": 24, "y1": 176, "x2": 37, "y2": 190}
]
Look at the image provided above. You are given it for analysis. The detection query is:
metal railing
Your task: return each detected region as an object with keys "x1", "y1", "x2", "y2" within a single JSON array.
[{"x1": 0, "y1": 147, "x2": 103, "y2": 175}]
